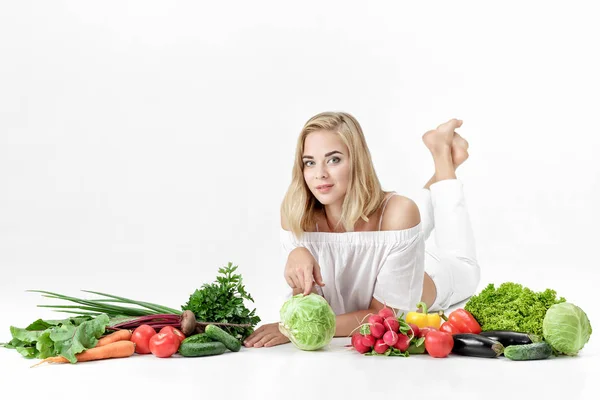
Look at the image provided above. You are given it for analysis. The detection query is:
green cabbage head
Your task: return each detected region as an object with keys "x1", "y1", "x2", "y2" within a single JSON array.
[
  {"x1": 542, "y1": 302, "x2": 592, "y2": 355},
  {"x1": 279, "y1": 293, "x2": 336, "y2": 351}
]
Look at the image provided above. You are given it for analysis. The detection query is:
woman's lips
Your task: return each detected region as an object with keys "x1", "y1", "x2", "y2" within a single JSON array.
[{"x1": 316, "y1": 184, "x2": 334, "y2": 193}]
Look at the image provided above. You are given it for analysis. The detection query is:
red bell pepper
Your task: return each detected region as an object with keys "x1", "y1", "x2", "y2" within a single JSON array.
[{"x1": 441, "y1": 308, "x2": 482, "y2": 334}]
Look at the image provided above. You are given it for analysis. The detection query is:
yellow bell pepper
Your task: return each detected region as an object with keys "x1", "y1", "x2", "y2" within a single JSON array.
[{"x1": 405, "y1": 301, "x2": 442, "y2": 329}]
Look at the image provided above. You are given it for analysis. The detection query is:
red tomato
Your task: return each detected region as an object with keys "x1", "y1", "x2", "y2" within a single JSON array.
[
  {"x1": 149, "y1": 332, "x2": 180, "y2": 358},
  {"x1": 131, "y1": 324, "x2": 157, "y2": 354},
  {"x1": 419, "y1": 326, "x2": 438, "y2": 338},
  {"x1": 424, "y1": 331, "x2": 454, "y2": 358},
  {"x1": 159, "y1": 326, "x2": 185, "y2": 343}
]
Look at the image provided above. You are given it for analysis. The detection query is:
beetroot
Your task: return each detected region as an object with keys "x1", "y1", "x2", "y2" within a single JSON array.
[
  {"x1": 383, "y1": 330, "x2": 398, "y2": 346},
  {"x1": 370, "y1": 322, "x2": 385, "y2": 339},
  {"x1": 383, "y1": 317, "x2": 399, "y2": 332},
  {"x1": 374, "y1": 339, "x2": 389, "y2": 354}
]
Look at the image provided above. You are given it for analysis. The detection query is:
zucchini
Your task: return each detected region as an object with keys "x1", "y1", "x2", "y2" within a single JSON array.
[
  {"x1": 504, "y1": 342, "x2": 552, "y2": 361},
  {"x1": 178, "y1": 341, "x2": 227, "y2": 357},
  {"x1": 452, "y1": 333, "x2": 504, "y2": 358},
  {"x1": 205, "y1": 324, "x2": 242, "y2": 352},
  {"x1": 480, "y1": 330, "x2": 541, "y2": 347},
  {"x1": 181, "y1": 333, "x2": 213, "y2": 345}
]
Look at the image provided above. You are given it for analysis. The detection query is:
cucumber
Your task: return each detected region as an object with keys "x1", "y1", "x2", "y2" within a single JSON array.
[
  {"x1": 178, "y1": 341, "x2": 227, "y2": 357},
  {"x1": 504, "y1": 342, "x2": 553, "y2": 361},
  {"x1": 205, "y1": 324, "x2": 242, "y2": 352},
  {"x1": 181, "y1": 333, "x2": 213, "y2": 345}
]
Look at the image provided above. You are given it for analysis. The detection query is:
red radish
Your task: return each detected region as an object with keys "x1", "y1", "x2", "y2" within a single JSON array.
[
  {"x1": 419, "y1": 327, "x2": 438, "y2": 338},
  {"x1": 383, "y1": 330, "x2": 398, "y2": 346},
  {"x1": 393, "y1": 333, "x2": 411, "y2": 351},
  {"x1": 383, "y1": 317, "x2": 399, "y2": 332},
  {"x1": 361, "y1": 334, "x2": 376, "y2": 348},
  {"x1": 368, "y1": 314, "x2": 384, "y2": 325},
  {"x1": 370, "y1": 322, "x2": 385, "y2": 339},
  {"x1": 352, "y1": 333, "x2": 371, "y2": 354},
  {"x1": 424, "y1": 331, "x2": 453, "y2": 358},
  {"x1": 408, "y1": 323, "x2": 420, "y2": 338},
  {"x1": 374, "y1": 339, "x2": 389, "y2": 354},
  {"x1": 378, "y1": 307, "x2": 395, "y2": 320}
]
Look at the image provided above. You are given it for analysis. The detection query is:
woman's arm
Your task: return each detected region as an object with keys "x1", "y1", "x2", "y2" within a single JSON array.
[{"x1": 334, "y1": 297, "x2": 386, "y2": 337}]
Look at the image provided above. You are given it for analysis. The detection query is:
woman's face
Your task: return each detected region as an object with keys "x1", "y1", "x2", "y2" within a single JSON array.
[{"x1": 302, "y1": 130, "x2": 351, "y2": 206}]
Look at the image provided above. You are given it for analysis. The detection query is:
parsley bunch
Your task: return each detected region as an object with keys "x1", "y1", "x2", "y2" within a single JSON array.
[
  {"x1": 464, "y1": 282, "x2": 566, "y2": 337},
  {"x1": 181, "y1": 262, "x2": 260, "y2": 340}
]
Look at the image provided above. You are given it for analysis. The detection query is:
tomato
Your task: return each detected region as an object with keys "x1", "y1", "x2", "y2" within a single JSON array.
[
  {"x1": 159, "y1": 326, "x2": 185, "y2": 343},
  {"x1": 131, "y1": 324, "x2": 157, "y2": 354},
  {"x1": 149, "y1": 332, "x2": 180, "y2": 358},
  {"x1": 419, "y1": 326, "x2": 438, "y2": 338},
  {"x1": 424, "y1": 330, "x2": 454, "y2": 358}
]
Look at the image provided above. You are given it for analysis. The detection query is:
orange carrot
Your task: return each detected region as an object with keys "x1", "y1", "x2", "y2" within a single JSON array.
[
  {"x1": 31, "y1": 340, "x2": 135, "y2": 367},
  {"x1": 96, "y1": 329, "x2": 132, "y2": 347}
]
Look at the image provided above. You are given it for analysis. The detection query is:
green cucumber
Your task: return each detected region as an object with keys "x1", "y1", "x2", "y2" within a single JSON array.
[
  {"x1": 178, "y1": 341, "x2": 227, "y2": 357},
  {"x1": 181, "y1": 333, "x2": 213, "y2": 345},
  {"x1": 504, "y1": 342, "x2": 553, "y2": 361},
  {"x1": 205, "y1": 324, "x2": 242, "y2": 352}
]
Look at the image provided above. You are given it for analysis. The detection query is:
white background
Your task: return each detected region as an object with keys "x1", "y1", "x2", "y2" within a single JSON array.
[{"x1": 1, "y1": 1, "x2": 598, "y2": 398}]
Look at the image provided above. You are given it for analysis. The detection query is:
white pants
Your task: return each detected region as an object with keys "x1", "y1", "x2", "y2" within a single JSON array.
[{"x1": 416, "y1": 179, "x2": 480, "y2": 311}]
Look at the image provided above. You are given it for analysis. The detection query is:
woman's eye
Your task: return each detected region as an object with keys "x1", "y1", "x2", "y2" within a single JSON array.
[
  {"x1": 304, "y1": 160, "x2": 315, "y2": 167},
  {"x1": 328, "y1": 157, "x2": 340, "y2": 164}
]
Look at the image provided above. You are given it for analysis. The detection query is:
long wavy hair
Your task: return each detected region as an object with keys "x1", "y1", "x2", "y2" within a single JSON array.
[{"x1": 281, "y1": 111, "x2": 387, "y2": 238}]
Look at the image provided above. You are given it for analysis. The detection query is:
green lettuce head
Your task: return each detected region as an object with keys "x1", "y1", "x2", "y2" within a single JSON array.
[
  {"x1": 279, "y1": 293, "x2": 336, "y2": 351},
  {"x1": 542, "y1": 302, "x2": 592, "y2": 356}
]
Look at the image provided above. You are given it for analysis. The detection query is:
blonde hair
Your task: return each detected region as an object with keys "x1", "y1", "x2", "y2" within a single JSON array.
[{"x1": 281, "y1": 111, "x2": 386, "y2": 238}]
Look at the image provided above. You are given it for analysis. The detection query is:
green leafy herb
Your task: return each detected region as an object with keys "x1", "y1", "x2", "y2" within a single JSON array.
[
  {"x1": 181, "y1": 262, "x2": 260, "y2": 340},
  {"x1": 464, "y1": 282, "x2": 566, "y2": 337},
  {"x1": 2, "y1": 314, "x2": 110, "y2": 363}
]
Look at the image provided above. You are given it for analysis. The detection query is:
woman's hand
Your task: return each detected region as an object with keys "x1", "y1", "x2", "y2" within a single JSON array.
[
  {"x1": 285, "y1": 247, "x2": 325, "y2": 295},
  {"x1": 243, "y1": 322, "x2": 290, "y2": 348}
]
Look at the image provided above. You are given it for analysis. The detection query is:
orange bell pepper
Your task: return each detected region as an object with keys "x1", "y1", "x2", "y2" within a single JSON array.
[{"x1": 405, "y1": 301, "x2": 442, "y2": 329}]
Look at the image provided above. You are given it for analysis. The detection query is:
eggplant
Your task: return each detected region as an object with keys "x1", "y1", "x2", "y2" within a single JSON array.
[
  {"x1": 479, "y1": 330, "x2": 541, "y2": 347},
  {"x1": 452, "y1": 333, "x2": 504, "y2": 358}
]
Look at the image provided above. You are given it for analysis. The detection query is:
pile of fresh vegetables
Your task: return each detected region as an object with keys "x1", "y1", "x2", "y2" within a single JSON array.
[
  {"x1": 0, "y1": 262, "x2": 260, "y2": 365},
  {"x1": 350, "y1": 282, "x2": 593, "y2": 361}
]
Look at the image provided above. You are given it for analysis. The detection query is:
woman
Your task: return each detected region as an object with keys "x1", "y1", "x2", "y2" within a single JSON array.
[{"x1": 244, "y1": 112, "x2": 480, "y2": 348}]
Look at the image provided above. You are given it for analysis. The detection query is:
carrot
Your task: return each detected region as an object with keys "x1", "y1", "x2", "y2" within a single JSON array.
[
  {"x1": 96, "y1": 329, "x2": 132, "y2": 347},
  {"x1": 31, "y1": 340, "x2": 135, "y2": 367}
]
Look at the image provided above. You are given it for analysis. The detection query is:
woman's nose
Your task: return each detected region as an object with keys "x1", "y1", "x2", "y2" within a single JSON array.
[{"x1": 315, "y1": 165, "x2": 328, "y2": 179}]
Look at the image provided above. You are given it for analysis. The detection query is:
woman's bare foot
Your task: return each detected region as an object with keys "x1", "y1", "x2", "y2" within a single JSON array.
[
  {"x1": 452, "y1": 133, "x2": 469, "y2": 169},
  {"x1": 422, "y1": 119, "x2": 463, "y2": 154}
]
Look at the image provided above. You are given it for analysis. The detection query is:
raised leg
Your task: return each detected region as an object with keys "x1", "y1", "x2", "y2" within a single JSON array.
[{"x1": 418, "y1": 119, "x2": 479, "y2": 310}]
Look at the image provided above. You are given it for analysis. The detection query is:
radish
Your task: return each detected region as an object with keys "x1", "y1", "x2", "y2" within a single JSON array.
[
  {"x1": 374, "y1": 339, "x2": 389, "y2": 354},
  {"x1": 361, "y1": 334, "x2": 376, "y2": 348},
  {"x1": 370, "y1": 322, "x2": 385, "y2": 339},
  {"x1": 383, "y1": 317, "x2": 399, "y2": 332},
  {"x1": 383, "y1": 330, "x2": 398, "y2": 346},
  {"x1": 378, "y1": 307, "x2": 395, "y2": 320},
  {"x1": 408, "y1": 323, "x2": 420, "y2": 338},
  {"x1": 352, "y1": 333, "x2": 371, "y2": 354},
  {"x1": 393, "y1": 333, "x2": 411, "y2": 351},
  {"x1": 368, "y1": 314, "x2": 384, "y2": 326}
]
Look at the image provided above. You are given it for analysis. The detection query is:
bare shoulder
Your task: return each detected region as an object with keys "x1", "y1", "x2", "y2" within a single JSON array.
[{"x1": 380, "y1": 194, "x2": 421, "y2": 231}]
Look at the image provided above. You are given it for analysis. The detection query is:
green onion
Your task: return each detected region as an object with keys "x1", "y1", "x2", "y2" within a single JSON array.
[{"x1": 28, "y1": 290, "x2": 182, "y2": 317}]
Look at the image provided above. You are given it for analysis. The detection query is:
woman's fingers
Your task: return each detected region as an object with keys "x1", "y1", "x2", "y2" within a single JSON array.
[
  {"x1": 296, "y1": 269, "x2": 306, "y2": 292},
  {"x1": 265, "y1": 335, "x2": 290, "y2": 347},
  {"x1": 254, "y1": 333, "x2": 276, "y2": 348},
  {"x1": 285, "y1": 274, "x2": 296, "y2": 289},
  {"x1": 303, "y1": 270, "x2": 314, "y2": 295},
  {"x1": 313, "y1": 264, "x2": 325, "y2": 287}
]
